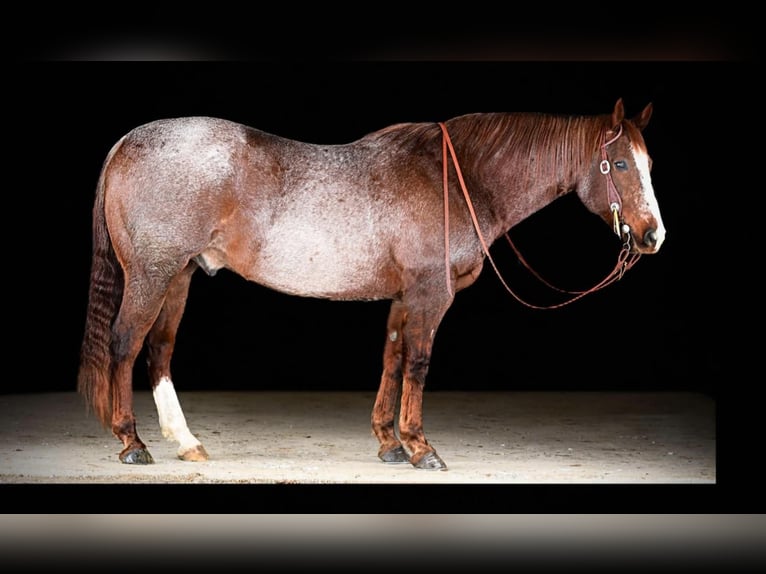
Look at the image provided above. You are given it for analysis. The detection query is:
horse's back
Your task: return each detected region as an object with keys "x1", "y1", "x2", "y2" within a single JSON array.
[{"x1": 100, "y1": 116, "x2": 457, "y2": 300}]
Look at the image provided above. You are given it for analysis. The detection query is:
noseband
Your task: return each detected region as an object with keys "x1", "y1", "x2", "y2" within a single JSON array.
[{"x1": 439, "y1": 121, "x2": 640, "y2": 309}]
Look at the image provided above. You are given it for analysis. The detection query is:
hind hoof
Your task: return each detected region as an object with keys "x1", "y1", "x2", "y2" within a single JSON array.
[
  {"x1": 120, "y1": 448, "x2": 155, "y2": 465},
  {"x1": 379, "y1": 445, "x2": 410, "y2": 464},
  {"x1": 413, "y1": 451, "x2": 447, "y2": 471},
  {"x1": 179, "y1": 444, "x2": 209, "y2": 462}
]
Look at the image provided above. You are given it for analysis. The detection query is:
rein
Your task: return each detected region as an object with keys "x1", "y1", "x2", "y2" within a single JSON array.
[{"x1": 438, "y1": 121, "x2": 640, "y2": 309}]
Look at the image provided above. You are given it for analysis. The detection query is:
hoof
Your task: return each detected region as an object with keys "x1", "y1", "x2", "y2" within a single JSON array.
[
  {"x1": 178, "y1": 444, "x2": 209, "y2": 462},
  {"x1": 413, "y1": 451, "x2": 448, "y2": 471},
  {"x1": 120, "y1": 448, "x2": 155, "y2": 465},
  {"x1": 379, "y1": 445, "x2": 410, "y2": 464}
]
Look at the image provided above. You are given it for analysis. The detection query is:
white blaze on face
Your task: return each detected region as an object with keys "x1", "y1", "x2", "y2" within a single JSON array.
[
  {"x1": 152, "y1": 376, "x2": 204, "y2": 454},
  {"x1": 631, "y1": 143, "x2": 666, "y2": 250}
]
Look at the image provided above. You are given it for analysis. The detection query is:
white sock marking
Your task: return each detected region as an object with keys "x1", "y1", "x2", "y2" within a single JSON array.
[{"x1": 152, "y1": 377, "x2": 203, "y2": 454}]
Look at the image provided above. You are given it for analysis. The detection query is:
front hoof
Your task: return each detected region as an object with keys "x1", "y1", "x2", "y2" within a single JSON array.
[
  {"x1": 379, "y1": 445, "x2": 410, "y2": 464},
  {"x1": 413, "y1": 451, "x2": 447, "y2": 471},
  {"x1": 178, "y1": 444, "x2": 209, "y2": 462},
  {"x1": 120, "y1": 448, "x2": 155, "y2": 465}
]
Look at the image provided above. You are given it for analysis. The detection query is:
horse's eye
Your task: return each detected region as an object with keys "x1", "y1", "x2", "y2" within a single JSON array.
[{"x1": 614, "y1": 160, "x2": 628, "y2": 171}]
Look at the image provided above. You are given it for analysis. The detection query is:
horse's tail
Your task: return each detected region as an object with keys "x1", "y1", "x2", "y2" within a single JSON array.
[{"x1": 77, "y1": 137, "x2": 126, "y2": 428}]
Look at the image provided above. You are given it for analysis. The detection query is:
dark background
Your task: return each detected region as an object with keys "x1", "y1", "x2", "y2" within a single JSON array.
[
  {"x1": 11, "y1": 61, "x2": 743, "y2": 399},
  {"x1": 7, "y1": 17, "x2": 756, "y2": 516}
]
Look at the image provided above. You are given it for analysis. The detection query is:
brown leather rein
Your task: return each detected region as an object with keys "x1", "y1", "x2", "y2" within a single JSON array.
[{"x1": 439, "y1": 121, "x2": 641, "y2": 308}]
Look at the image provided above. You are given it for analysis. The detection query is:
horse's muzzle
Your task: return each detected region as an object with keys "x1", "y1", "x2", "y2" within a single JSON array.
[
  {"x1": 643, "y1": 228, "x2": 659, "y2": 248},
  {"x1": 632, "y1": 227, "x2": 663, "y2": 254}
]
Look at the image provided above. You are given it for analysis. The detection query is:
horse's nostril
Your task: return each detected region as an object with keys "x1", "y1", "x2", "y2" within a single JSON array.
[{"x1": 644, "y1": 228, "x2": 658, "y2": 247}]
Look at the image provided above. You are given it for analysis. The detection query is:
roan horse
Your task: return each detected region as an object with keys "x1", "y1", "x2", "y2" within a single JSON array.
[{"x1": 78, "y1": 98, "x2": 664, "y2": 470}]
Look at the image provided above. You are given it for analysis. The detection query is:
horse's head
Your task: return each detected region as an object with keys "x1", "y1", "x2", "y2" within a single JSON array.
[{"x1": 580, "y1": 98, "x2": 666, "y2": 255}]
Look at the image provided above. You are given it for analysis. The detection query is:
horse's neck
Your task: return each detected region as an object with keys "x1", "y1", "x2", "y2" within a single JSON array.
[
  {"x1": 450, "y1": 113, "x2": 596, "y2": 240},
  {"x1": 454, "y1": 145, "x2": 575, "y2": 241},
  {"x1": 487, "y1": 170, "x2": 569, "y2": 233}
]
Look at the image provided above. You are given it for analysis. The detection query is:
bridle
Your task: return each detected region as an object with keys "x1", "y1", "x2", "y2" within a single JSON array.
[
  {"x1": 601, "y1": 123, "x2": 632, "y2": 242},
  {"x1": 439, "y1": 121, "x2": 641, "y2": 309}
]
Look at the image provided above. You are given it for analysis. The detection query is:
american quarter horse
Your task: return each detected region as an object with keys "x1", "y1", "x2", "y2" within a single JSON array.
[{"x1": 78, "y1": 98, "x2": 665, "y2": 470}]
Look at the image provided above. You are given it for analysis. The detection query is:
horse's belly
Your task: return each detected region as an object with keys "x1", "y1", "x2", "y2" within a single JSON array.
[{"x1": 245, "y1": 228, "x2": 392, "y2": 300}]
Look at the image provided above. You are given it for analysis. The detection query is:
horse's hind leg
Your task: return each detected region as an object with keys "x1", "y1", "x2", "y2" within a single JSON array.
[
  {"x1": 372, "y1": 300, "x2": 409, "y2": 464},
  {"x1": 146, "y1": 263, "x2": 208, "y2": 462},
  {"x1": 110, "y1": 276, "x2": 173, "y2": 464}
]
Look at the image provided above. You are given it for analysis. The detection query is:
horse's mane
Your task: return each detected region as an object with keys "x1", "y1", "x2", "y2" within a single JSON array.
[
  {"x1": 368, "y1": 113, "x2": 609, "y2": 186},
  {"x1": 448, "y1": 112, "x2": 608, "y2": 185}
]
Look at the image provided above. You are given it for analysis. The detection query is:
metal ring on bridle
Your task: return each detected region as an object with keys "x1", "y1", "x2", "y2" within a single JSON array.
[
  {"x1": 600, "y1": 159, "x2": 610, "y2": 174},
  {"x1": 610, "y1": 202, "x2": 621, "y2": 236}
]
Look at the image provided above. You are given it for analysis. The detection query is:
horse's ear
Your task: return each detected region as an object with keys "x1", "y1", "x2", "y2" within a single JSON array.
[
  {"x1": 605, "y1": 98, "x2": 625, "y2": 139},
  {"x1": 632, "y1": 102, "x2": 653, "y2": 131},
  {"x1": 611, "y1": 98, "x2": 625, "y2": 128}
]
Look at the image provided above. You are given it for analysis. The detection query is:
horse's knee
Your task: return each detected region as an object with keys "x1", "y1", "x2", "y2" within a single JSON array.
[{"x1": 404, "y1": 356, "x2": 430, "y2": 384}]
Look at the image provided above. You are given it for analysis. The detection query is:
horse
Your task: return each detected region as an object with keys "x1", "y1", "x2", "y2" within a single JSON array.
[{"x1": 77, "y1": 98, "x2": 665, "y2": 471}]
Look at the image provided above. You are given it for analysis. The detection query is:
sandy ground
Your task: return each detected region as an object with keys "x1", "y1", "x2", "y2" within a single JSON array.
[{"x1": 0, "y1": 391, "x2": 714, "y2": 484}]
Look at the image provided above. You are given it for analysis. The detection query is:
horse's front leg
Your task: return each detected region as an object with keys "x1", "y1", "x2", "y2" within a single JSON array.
[
  {"x1": 372, "y1": 301, "x2": 409, "y2": 464},
  {"x1": 146, "y1": 264, "x2": 208, "y2": 462},
  {"x1": 398, "y1": 325, "x2": 447, "y2": 470},
  {"x1": 398, "y1": 297, "x2": 451, "y2": 470}
]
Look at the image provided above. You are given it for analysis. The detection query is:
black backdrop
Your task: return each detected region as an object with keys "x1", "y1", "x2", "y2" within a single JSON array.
[{"x1": 8, "y1": 55, "x2": 755, "y2": 515}]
